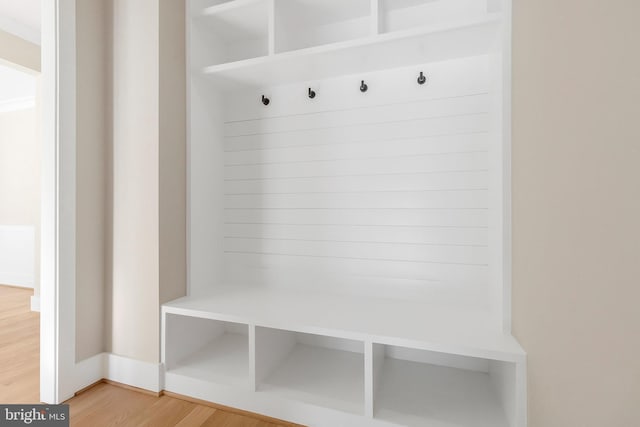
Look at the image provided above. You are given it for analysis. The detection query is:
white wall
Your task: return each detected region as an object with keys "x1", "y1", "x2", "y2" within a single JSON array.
[{"x1": 0, "y1": 106, "x2": 39, "y2": 289}]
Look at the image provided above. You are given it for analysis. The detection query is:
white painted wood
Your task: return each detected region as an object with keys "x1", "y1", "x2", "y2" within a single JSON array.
[
  {"x1": 105, "y1": 353, "x2": 163, "y2": 393},
  {"x1": 194, "y1": 0, "x2": 270, "y2": 65},
  {"x1": 223, "y1": 94, "x2": 490, "y2": 136},
  {"x1": 40, "y1": 0, "x2": 78, "y2": 404},
  {"x1": 168, "y1": 335, "x2": 250, "y2": 388},
  {"x1": 375, "y1": 357, "x2": 509, "y2": 427},
  {"x1": 379, "y1": 0, "x2": 490, "y2": 34},
  {"x1": 0, "y1": 225, "x2": 36, "y2": 288},
  {"x1": 254, "y1": 326, "x2": 296, "y2": 384},
  {"x1": 225, "y1": 151, "x2": 487, "y2": 179},
  {"x1": 490, "y1": 359, "x2": 517, "y2": 427},
  {"x1": 223, "y1": 223, "x2": 489, "y2": 246},
  {"x1": 187, "y1": 69, "x2": 225, "y2": 295},
  {"x1": 365, "y1": 342, "x2": 385, "y2": 417},
  {"x1": 165, "y1": 372, "x2": 396, "y2": 427},
  {"x1": 224, "y1": 170, "x2": 490, "y2": 194},
  {"x1": 223, "y1": 207, "x2": 488, "y2": 227},
  {"x1": 274, "y1": 0, "x2": 371, "y2": 53},
  {"x1": 164, "y1": 314, "x2": 222, "y2": 369},
  {"x1": 370, "y1": 0, "x2": 379, "y2": 36},
  {"x1": 499, "y1": 0, "x2": 513, "y2": 335},
  {"x1": 164, "y1": 314, "x2": 250, "y2": 388},
  {"x1": 30, "y1": 295, "x2": 40, "y2": 312},
  {"x1": 259, "y1": 342, "x2": 365, "y2": 415},
  {"x1": 204, "y1": 16, "x2": 500, "y2": 88},
  {"x1": 40, "y1": 0, "x2": 59, "y2": 403},
  {"x1": 386, "y1": 345, "x2": 490, "y2": 373},
  {"x1": 223, "y1": 55, "x2": 491, "y2": 121},
  {"x1": 164, "y1": 287, "x2": 525, "y2": 362},
  {"x1": 224, "y1": 134, "x2": 489, "y2": 166},
  {"x1": 73, "y1": 353, "x2": 105, "y2": 392},
  {"x1": 179, "y1": 1, "x2": 525, "y2": 425},
  {"x1": 224, "y1": 237, "x2": 488, "y2": 265}
]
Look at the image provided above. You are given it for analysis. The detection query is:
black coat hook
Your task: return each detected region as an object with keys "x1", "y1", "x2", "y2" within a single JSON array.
[
  {"x1": 360, "y1": 80, "x2": 368, "y2": 92},
  {"x1": 308, "y1": 88, "x2": 316, "y2": 99},
  {"x1": 262, "y1": 95, "x2": 270, "y2": 106},
  {"x1": 417, "y1": 71, "x2": 427, "y2": 85}
]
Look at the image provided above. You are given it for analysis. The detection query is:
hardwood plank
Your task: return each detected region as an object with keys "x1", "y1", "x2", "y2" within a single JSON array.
[
  {"x1": 0, "y1": 285, "x2": 39, "y2": 404},
  {"x1": 174, "y1": 406, "x2": 217, "y2": 427}
]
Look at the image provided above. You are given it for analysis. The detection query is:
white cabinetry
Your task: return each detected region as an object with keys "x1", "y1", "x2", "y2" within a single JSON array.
[{"x1": 164, "y1": 1, "x2": 525, "y2": 425}]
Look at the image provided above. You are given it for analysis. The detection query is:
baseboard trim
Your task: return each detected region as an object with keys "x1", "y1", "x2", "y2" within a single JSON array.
[
  {"x1": 74, "y1": 353, "x2": 106, "y2": 392},
  {"x1": 73, "y1": 353, "x2": 162, "y2": 395},
  {"x1": 104, "y1": 353, "x2": 162, "y2": 393},
  {"x1": 30, "y1": 295, "x2": 40, "y2": 312},
  {"x1": 103, "y1": 379, "x2": 162, "y2": 397}
]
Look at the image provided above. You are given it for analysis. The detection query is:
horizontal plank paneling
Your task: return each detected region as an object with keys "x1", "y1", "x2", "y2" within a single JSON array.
[
  {"x1": 224, "y1": 171, "x2": 489, "y2": 194},
  {"x1": 224, "y1": 93, "x2": 490, "y2": 137},
  {"x1": 224, "y1": 238, "x2": 488, "y2": 265},
  {"x1": 223, "y1": 114, "x2": 489, "y2": 152},
  {"x1": 225, "y1": 133, "x2": 489, "y2": 165},
  {"x1": 223, "y1": 208, "x2": 488, "y2": 227},
  {"x1": 223, "y1": 253, "x2": 489, "y2": 286},
  {"x1": 220, "y1": 59, "x2": 494, "y2": 295},
  {"x1": 224, "y1": 151, "x2": 488, "y2": 180},
  {"x1": 223, "y1": 224, "x2": 489, "y2": 246},
  {"x1": 224, "y1": 190, "x2": 488, "y2": 209}
]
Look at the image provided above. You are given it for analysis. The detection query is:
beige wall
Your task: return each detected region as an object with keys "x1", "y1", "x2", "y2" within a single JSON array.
[
  {"x1": 159, "y1": 0, "x2": 187, "y2": 306},
  {"x1": 105, "y1": 0, "x2": 186, "y2": 363},
  {"x1": 0, "y1": 108, "x2": 39, "y2": 227},
  {"x1": 0, "y1": 29, "x2": 40, "y2": 73},
  {"x1": 75, "y1": 0, "x2": 108, "y2": 361},
  {"x1": 512, "y1": 1, "x2": 640, "y2": 426},
  {"x1": 108, "y1": 0, "x2": 161, "y2": 363}
]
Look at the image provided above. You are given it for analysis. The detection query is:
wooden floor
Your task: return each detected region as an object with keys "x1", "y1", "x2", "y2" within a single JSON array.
[
  {"x1": 0, "y1": 285, "x2": 294, "y2": 426},
  {"x1": 68, "y1": 382, "x2": 292, "y2": 427},
  {"x1": 0, "y1": 285, "x2": 40, "y2": 403}
]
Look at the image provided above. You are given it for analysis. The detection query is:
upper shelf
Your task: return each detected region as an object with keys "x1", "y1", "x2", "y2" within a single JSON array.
[{"x1": 202, "y1": 15, "x2": 502, "y2": 88}]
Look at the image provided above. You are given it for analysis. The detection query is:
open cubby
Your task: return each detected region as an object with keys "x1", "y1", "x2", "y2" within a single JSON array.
[
  {"x1": 256, "y1": 328, "x2": 365, "y2": 415},
  {"x1": 163, "y1": 315, "x2": 250, "y2": 388},
  {"x1": 274, "y1": 0, "x2": 372, "y2": 53},
  {"x1": 193, "y1": 0, "x2": 271, "y2": 66},
  {"x1": 373, "y1": 344, "x2": 516, "y2": 427},
  {"x1": 378, "y1": 0, "x2": 494, "y2": 34},
  {"x1": 164, "y1": 0, "x2": 524, "y2": 425}
]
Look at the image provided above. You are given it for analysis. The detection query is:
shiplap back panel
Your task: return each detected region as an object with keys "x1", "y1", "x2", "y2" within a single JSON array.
[{"x1": 221, "y1": 55, "x2": 495, "y2": 305}]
